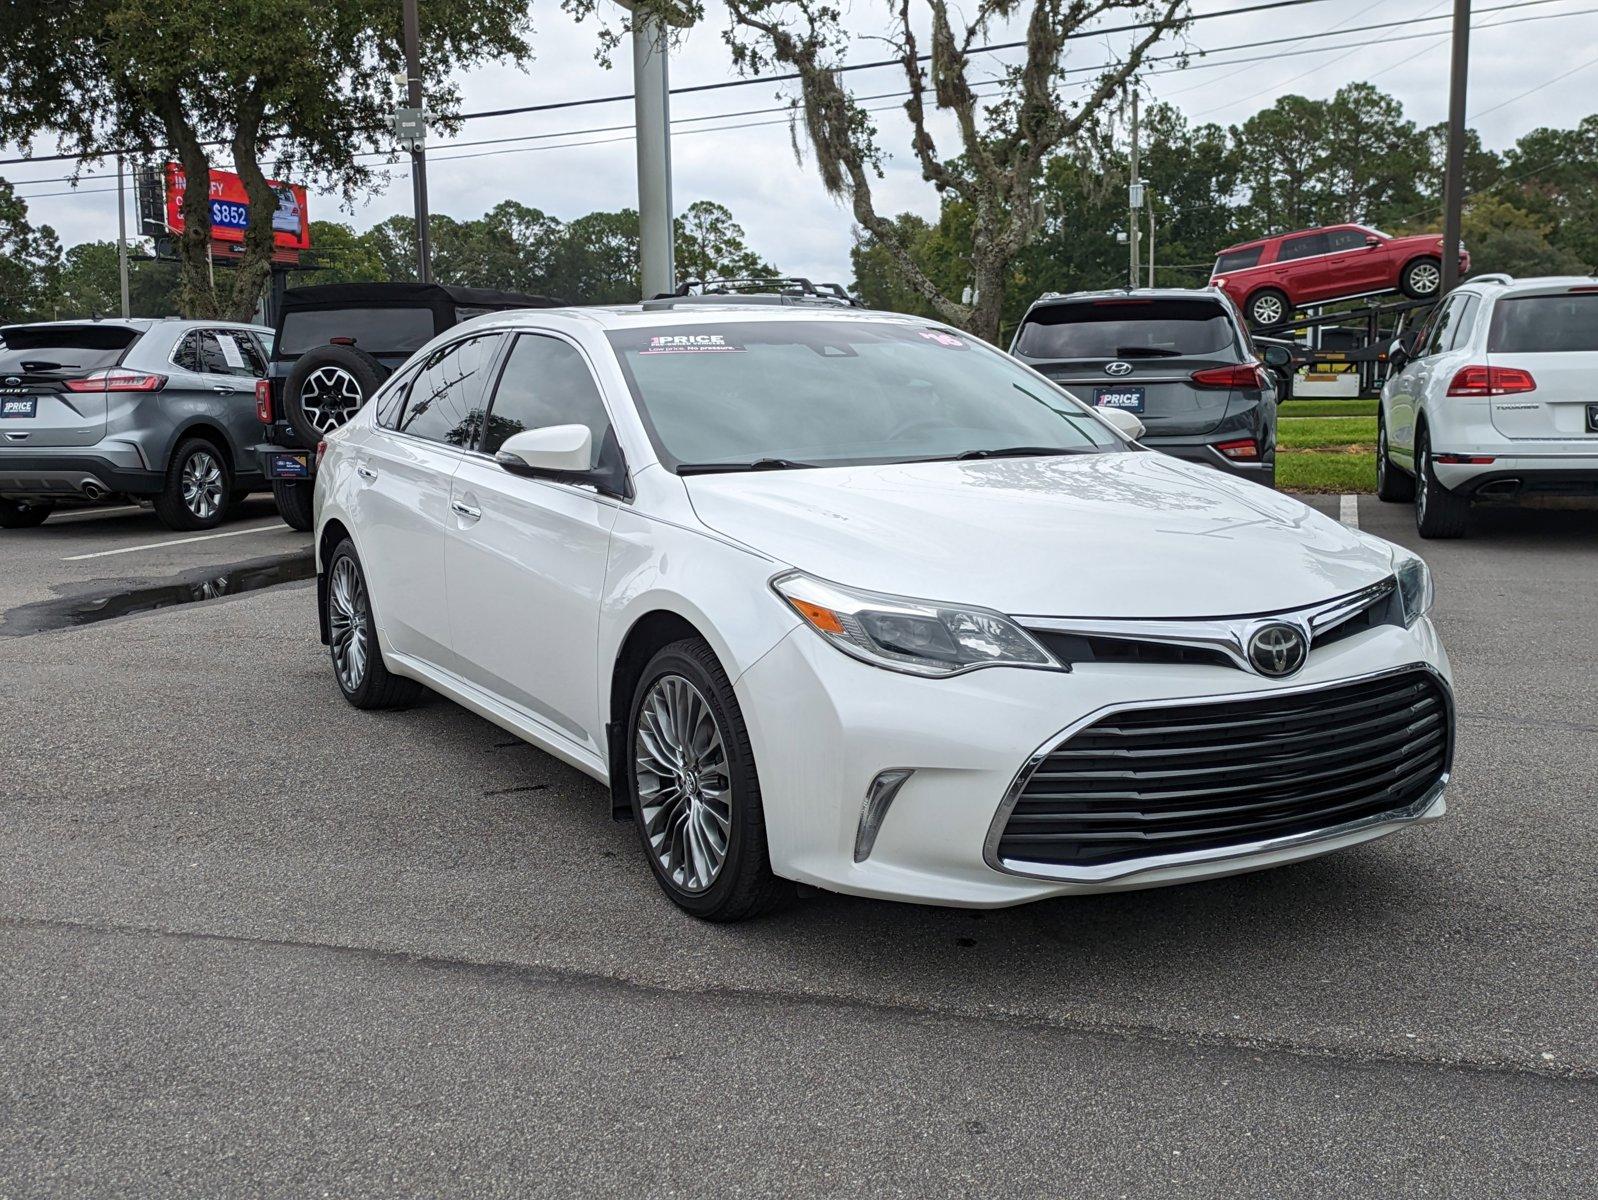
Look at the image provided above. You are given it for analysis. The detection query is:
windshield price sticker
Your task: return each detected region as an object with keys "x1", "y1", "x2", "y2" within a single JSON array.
[
  {"x1": 642, "y1": 334, "x2": 745, "y2": 355},
  {"x1": 918, "y1": 330, "x2": 967, "y2": 349}
]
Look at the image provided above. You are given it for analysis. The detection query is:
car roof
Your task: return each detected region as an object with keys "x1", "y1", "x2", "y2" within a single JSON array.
[
  {"x1": 447, "y1": 303, "x2": 941, "y2": 335},
  {"x1": 1458, "y1": 274, "x2": 1598, "y2": 296},
  {"x1": 277, "y1": 282, "x2": 561, "y2": 313},
  {"x1": 1023, "y1": 287, "x2": 1233, "y2": 310},
  {"x1": 1214, "y1": 223, "x2": 1389, "y2": 255},
  {"x1": 0, "y1": 317, "x2": 268, "y2": 336}
]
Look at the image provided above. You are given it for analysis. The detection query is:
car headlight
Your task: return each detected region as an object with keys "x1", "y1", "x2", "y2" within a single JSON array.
[
  {"x1": 772, "y1": 571, "x2": 1059, "y2": 677},
  {"x1": 1393, "y1": 551, "x2": 1434, "y2": 627}
]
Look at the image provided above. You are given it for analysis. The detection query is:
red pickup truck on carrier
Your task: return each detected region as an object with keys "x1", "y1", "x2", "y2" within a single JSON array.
[{"x1": 1209, "y1": 224, "x2": 1470, "y2": 328}]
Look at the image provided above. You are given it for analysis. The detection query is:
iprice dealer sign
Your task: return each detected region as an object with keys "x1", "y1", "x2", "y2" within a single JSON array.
[{"x1": 163, "y1": 163, "x2": 311, "y2": 251}]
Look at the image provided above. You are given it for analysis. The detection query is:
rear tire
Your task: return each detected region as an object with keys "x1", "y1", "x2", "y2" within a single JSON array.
[
  {"x1": 273, "y1": 479, "x2": 315, "y2": 532},
  {"x1": 1401, "y1": 257, "x2": 1443, "y2": 299},
  {"x1": 0, "y1": 498, "x2": 54, "y2": 528},
  {"x1": 1414, "y1": 427, "x2": 1469, "y2": 538},
  {"x1": 626, "y1": 638, "x2": 792, "y2": 922},
  {"x1": 1247, "y1": 288, "x2": 1290, "y2": 329},
  {"x1": 154, "y1": 438, "x2": 231, "y2": 531},
  {"x1": 325, "y1": 538, "x2": 423, "y2": 709},
  {"x1": 1376, "y1": 412, "x2": 1415, "y2": 502}
]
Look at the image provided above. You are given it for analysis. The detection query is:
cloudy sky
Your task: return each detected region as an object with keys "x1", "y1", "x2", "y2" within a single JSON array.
[{"x1": 6, "y1": 0, "x2": 1596, "y2": 282}]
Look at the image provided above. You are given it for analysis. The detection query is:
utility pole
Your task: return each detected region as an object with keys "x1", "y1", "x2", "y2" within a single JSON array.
[
  {"x1": 402, "y1": 0, "x2": 433, "y2": 283},
  {"x1": 1128, "y1": 88, "x2": 1142, "y2": 290},
  {"x1": 1147, "y1": 199, "x2": 1156, "y2": 289},
  {"x1": 1440, "y1": 0, "x2": 1470, "y2": 294},
  {"x1": 115, "y1": 153, "x2": 131, "y2": 317},
  {"x1": 617, "y1": 1, "x2": 676, "y2": 299}
]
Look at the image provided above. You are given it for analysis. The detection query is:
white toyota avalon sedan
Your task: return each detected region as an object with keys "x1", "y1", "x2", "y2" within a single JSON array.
[{"x1": 312, "y1": 301, "x2": 1453, "y2": 921}]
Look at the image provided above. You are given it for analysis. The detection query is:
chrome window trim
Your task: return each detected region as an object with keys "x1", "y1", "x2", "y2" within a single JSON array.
[
  {"x1": 1014, "y1": 577, "x2": 1396, "y2": 675},
  {"x1": 981, "y1": 662, "x2": 1453, "y2": 885}
]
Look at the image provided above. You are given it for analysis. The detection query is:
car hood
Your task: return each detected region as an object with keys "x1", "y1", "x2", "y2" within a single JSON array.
[{"x1": 684, "y1": 452, "x2": 1393, "y2": 618}]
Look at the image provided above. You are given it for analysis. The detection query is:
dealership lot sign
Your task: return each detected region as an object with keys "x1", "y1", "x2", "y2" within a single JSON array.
[{"x1": 162, "y1": 163, "x2": 311, "y2": 251}]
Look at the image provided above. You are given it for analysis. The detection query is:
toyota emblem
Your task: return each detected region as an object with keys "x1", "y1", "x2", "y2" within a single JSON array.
[
  {"x1": 1246, "y1": 622, "x2": 1308, "y2": 678},
  {"x1": 1105, "y1": 361, "x2": 1134, "y2": 376}
]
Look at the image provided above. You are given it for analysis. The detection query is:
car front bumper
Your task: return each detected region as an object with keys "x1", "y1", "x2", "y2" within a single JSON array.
[{"x1": 735, "y1": 615, "x2": 1451, "y2": 908}]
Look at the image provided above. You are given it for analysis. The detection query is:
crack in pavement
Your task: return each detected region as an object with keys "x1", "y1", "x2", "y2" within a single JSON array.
[{"x1": 5, "y1": 913, "x2": 1592, "y2": 1086}]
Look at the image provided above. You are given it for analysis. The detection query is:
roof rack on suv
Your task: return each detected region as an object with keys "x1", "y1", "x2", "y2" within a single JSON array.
[
  {"x1": 643, "y1": 277, "x2": 863, "y2": 309},
  {"x1": 1469, "y1": 273, "x2": 1514, "y2": 286}
]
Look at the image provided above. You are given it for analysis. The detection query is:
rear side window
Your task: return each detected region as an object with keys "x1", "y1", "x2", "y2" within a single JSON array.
[
  {"x1": 397, "y1": 334, "x2": 503, "y2": 447},
  {"x1": 1214, "y1": 247, "x2": 1263, "y2": 273},
  {"x1": 1324, "y1": 229, "x2": 1370, "y2": 252},
  {"x1": 1278, "y1": 233, "x2": 1328, "y2": 261},
  {"x1": 278, "y1": 307, "x2": 435, "y2": 357},
  {"x1": 1013, "y1": 300, "x2": 1239, "y2": 360},
  {"x1": 0, "y1": 325, "x2": 141, "y2": 374},
  {"x1": 1488, "y1": 294, "x2": 1598, "y2": 352}
]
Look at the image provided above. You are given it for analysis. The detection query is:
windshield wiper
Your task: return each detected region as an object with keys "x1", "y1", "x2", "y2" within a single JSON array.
[
  {"x1": 950, "y1": 446, "x2": 1086, "y2": 461},
  {"x1": 676, "y1": 457, "x2": 816, "y2": 475}
]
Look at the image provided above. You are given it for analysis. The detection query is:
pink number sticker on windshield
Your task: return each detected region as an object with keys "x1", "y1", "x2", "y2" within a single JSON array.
[{"x1": 918, "y1": 330, "x2": 967, "y2": 349}]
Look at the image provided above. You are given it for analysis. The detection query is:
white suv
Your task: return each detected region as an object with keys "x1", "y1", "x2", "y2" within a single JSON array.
[{"x1": 1378, "y1": 275, "x2": 1598, "y2": 537}]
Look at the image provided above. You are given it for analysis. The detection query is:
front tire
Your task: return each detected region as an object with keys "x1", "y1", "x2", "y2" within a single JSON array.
[
  {"x1": 626, "y1": 638, "x2": 791, "y2": 922},
  {"x1": 1247, "y1": 288, "x2": 1290, "y2": 329},
  {"x1": 325, "y1": 539, "x2": 423, "y2": 709},
  {"x1": 273, "y1": 479, "x2": 315, "y2": 532},
  {"x1": 1376, "y1": 412, "x2": 1415, "y2": 502},
  {"x1": 1401, "y1": 257, "x2": 1442, "y2": 299},
  {"x1": 0, "y1": 498, "x2": 54, "y2": 528},
  {"x1": 1414, "y1": 427, "x2": 1469, "y2": 538},
  {"x1": 154, "y1": 438, "x2": 231, "y2": 531}
]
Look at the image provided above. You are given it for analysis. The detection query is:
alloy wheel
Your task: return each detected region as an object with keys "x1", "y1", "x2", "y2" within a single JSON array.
[
  {"x1": 301, "y1": 366, "x2": 366, "y2": 433},
  {"x1": 1378, "y1": 424, "x2": 1388, "y2": 489},
  {"x1": 634, "y1": 673, "x2": 732, "y2": 894},
  {"x1": 181, "y1": 450, "x2": 224, "y2": 520},
  {"x1": 1410, "y1": 262, "x2": 1441, "y2": 295},
  {"x1": 1417, "y1": 444, "x2": 1430, "y2": 523},
  {"x1": 328, "y1": 556, "x2": 370, "y2": 693},
  {"x1": 1252, "y1": 294, "x2": 1284, "y2": 325}
]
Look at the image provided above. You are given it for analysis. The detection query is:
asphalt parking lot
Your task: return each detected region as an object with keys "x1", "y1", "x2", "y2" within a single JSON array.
[{"x1": 1, "y1": 494, "x2": 1594, "y2": 1197}]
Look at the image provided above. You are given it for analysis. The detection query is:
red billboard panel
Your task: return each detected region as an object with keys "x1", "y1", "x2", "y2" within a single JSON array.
[{"x1": 163, "y1": 163, "x2": 311, "y2": 251}]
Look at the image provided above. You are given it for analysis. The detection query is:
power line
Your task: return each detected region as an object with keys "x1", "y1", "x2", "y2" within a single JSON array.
[
  {"x1": 1467, "y1": 47, "x2": 1598, "y2": 118},
  {"x1": 7, "y1": 0, "x2": 1584, "y2": 191},
  {"x1": 0, "y1": 0, "x2": 1343, "y2": 169}
]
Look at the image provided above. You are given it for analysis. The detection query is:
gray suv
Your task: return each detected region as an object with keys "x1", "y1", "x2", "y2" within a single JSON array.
[
  {"x1": 1010, "y1": 288, "x2": 1290, "y2": 487},
  {"x1": 0, "y1": 318, "x2": 274, "y2": 529}
]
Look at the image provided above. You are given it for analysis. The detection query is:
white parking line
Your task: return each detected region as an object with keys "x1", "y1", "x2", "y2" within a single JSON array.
[
  {"x1": 63, "y1": 522, "x2": 292, "y2": 561},
  {"x1": 1339, "y1": 494, "x2": 1360, "y2": 529}
]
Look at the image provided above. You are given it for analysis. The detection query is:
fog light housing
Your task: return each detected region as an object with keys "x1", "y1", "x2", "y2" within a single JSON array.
[{"x1": 854, "y1": 769, "x2": 914, "y2": 862}]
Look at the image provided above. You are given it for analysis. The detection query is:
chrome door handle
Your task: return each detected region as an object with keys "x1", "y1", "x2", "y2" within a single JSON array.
[
  {"x1": 355, "y1": 465, "x2": 378, "y2": 481},
  {"x1": 451, "y1": 499, "x2": 481, "y2": 520},
  {"x1": 212, "y1": 384, "x2": 235, "y2": 394}
]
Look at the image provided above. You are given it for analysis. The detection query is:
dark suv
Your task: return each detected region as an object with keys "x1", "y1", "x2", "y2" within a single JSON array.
[
  {"x1": 256, "y1": 282, "x2": 558, "y2": 529},
  {"x1": 1009, "y1": 288, "x2": 1290, "y2": 487}
]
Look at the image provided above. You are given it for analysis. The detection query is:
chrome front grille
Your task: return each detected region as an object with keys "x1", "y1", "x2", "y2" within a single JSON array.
[{"x1": 991, "y1": 668, "x2": 1452, "y2": 874}]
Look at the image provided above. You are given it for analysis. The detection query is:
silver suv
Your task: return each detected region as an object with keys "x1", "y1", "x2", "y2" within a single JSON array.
[
  {"x1": 1378, "y1": 275, "x2": 1598, "y2": 537},
  {"x1": 0, "y1": 317, "x2": 273, "y2": 530}
]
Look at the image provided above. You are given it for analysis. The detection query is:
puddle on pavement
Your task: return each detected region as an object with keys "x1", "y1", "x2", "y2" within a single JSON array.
[{"x1": 1, "y1": 553, "x2": 315, "y2": 636}]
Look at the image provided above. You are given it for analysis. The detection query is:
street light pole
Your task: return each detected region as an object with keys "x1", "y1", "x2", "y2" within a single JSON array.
[
  {"x1": 1128, "y1": 88, "x2": 1141, "y2": 290},
  {"x1": 402, "y1": 0, "x2": 433, "y2": 284},
  {"x1": 115, "y1": 153, "x2": 131, "y2": 317},
  {"x1": 1440, "y1": 0, "x2": 1471, "y2": 294},
  {"x1": 616, "y1": 1, "x2": 676, "y2": 299}
]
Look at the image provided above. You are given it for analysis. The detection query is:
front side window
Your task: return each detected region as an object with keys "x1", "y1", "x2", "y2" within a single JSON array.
[
  {"x1": 481, "y1": 334, "x2": 611, "y2": 464},
  {"x1": 397, "y1": 334, "x2": 503, "y2": 447},
  {"x1": 1013, "y1": 299, "x2": 1239, "y2": 360},
  {"x1": 1214, "y1": 247, "x2": 1263, "y2": 273},
  {"x1": 607, "y1": 320, "x2": 1122, "y2": 472},
  {"x1": 1324, "y1": 229, "x2": 1371, "y2": 253},
  {"x1": 201, "y1": 330, "x2": 265, "y2": 377},
  {"x1": 1278, "y1": 233, "x2": 1328, "y2": 261}
]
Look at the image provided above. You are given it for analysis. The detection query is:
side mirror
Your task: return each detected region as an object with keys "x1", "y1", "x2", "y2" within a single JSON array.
[
  {"x1": 1259, "y1": 343, "x2": 1294, "y2": 369},
  {"x1": 1365, "y1": 234, "x2": 1382, "y2": 248},
  {"x1": 1388, "y1": 337, "x2": 1410, "y2": 369},
  {"x1": 495, "y1": 424, "x2": 593, "y2": 478},
  {"x1": 1098, "y1": 407, "x2": 1146, "y2": 441}
]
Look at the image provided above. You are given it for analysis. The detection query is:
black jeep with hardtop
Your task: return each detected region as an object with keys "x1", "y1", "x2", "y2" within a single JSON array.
[{"x1": 256, "y1": 282, "x2": 559, "y2": 529}]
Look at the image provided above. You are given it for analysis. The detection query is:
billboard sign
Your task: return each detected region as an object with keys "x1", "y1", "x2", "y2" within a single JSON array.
[{"x1": 162, "y1": 163, "x2": 311, "y2": 251}]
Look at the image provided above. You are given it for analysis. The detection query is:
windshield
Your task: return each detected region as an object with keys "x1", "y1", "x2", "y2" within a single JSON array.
[
  {"x1": 1012, "y1": 299, "x2": 1239, "y2": 360},
  {"x1": 606, "y1": 320, "x2": 1123, "y2": 472},
  {"x1": 277, "y1": 306, "x2": 435, "y2": 357}
]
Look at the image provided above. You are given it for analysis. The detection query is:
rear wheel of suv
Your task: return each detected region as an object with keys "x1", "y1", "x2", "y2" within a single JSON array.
[
  {"x1": 283, "y1": 345, "x2": 387, "y2": 445},
  {"x1": 0, "y1": 498, "x2": 54, "y2": 528},
  {"x1": 626, "y1": 638, "x2": 791, "y2": 922},
  {"x1": 1401, "y1": 257, "x2": 1442, "y2": 299},
  {"x1": 154, "y1": 438, "x2": 231, "y2": 531},
  {"x1": 272, "y1": 479, "x2": 315, "y2": 532},
  {"x1": 325, "y1": 538, "x2": 423, "y2": 709},
  {"x1": 1415, "y1": 426, "x2": 1469, "y2": 538},
  {"x1": 1246, "y1": 289, "x2": 1290, "y2": 329},
  {"x1": 1376, "y1": 412, "x2": 1415, "y2": 502}
]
